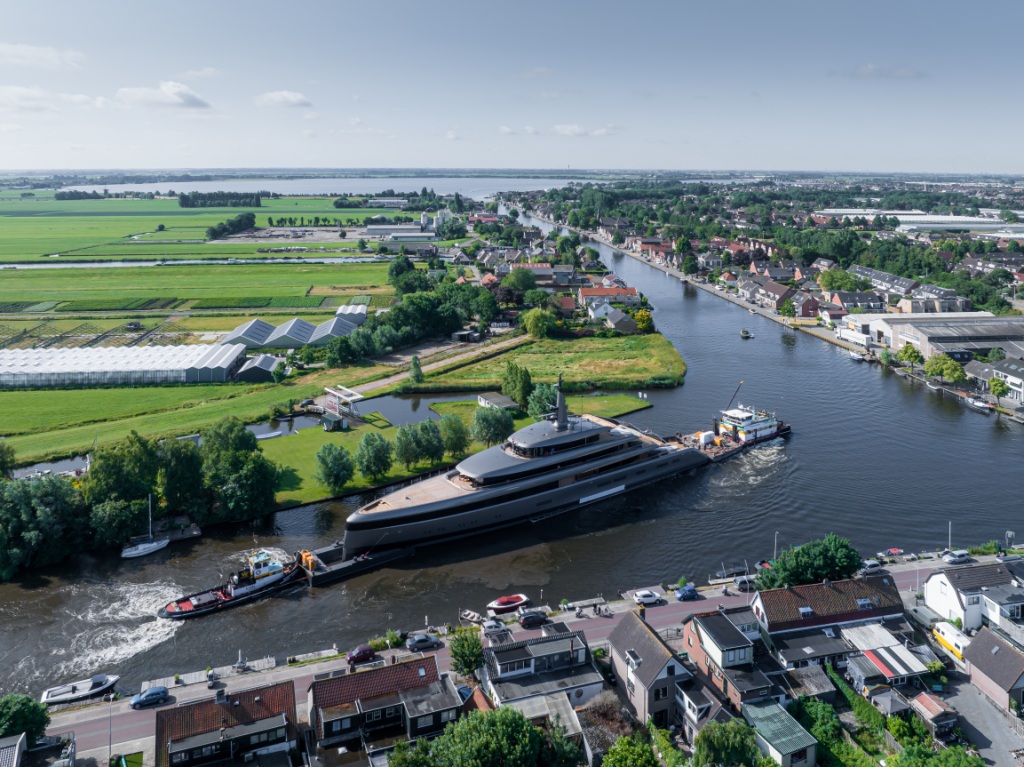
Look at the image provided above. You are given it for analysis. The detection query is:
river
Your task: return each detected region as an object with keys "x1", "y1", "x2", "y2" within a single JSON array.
[{"x1": 1, "y1": 217, "x2": 1021, "y2": 697}]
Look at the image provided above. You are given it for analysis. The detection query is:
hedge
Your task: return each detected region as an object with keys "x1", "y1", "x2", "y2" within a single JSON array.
[{"x1": 826, "y1": 664, "x2": 885, "y2": 730}]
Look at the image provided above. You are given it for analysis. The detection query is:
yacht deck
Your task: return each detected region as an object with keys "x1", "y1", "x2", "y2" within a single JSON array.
[{"x1": 358, "y1": 473, "x2": 475, "y2": 514}]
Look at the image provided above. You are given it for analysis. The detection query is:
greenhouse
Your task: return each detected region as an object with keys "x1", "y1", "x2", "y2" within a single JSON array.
[{"x1": 0, "y1": 344, "x2": 246, "y2": 388}]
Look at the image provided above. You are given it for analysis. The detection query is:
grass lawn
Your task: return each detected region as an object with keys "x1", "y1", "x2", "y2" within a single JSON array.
[
  {"x1": 428, "y1": 394, "x2": 650, "y2": 422},
  {"x1": 416, "y1": 335, "x2": 686, "y2": 391}
]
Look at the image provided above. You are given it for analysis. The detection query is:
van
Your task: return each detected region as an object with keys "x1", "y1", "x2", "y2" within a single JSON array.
[
  {"x1": 733, "y1": 575, "x2": 757, "y2": 592},
  {"x1": 943, "y1": 550, "x2": 970, "y2": 565}
]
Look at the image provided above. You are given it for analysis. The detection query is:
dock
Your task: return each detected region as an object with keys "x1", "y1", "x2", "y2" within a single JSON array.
[
  {"x1": 297, "y1": 541, "x2": 412, "y2": 586},
  {"x1": 155, "y1": 516, "x2": 202, "y2": 543}
]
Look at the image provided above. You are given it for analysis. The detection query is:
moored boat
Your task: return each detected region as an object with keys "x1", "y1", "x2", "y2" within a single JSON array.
[
  {"x1": 121, "y1": 496, "x2": 169, "y2": 559},
  {"x1": 850, "y1": 350, "x2": 864, "y2": 361},
  {"x1": 158, "y1": 548, "x2": 301, "y2": 619},
  {"x1": 460, "y1": 609, "x2": 484, "y2": 624},
  {"x1": 41, "y1": 673, "x2": 119, "y2": 706},
  {"x1": 486, "y1": 593, "x2": 530, "y2": 614},
  {"x1": 964, "y1": 397, "x2": 991, "y2": 414},
  {"x1": 740, "y1": 329, "x2": 753, "y2": 339}
]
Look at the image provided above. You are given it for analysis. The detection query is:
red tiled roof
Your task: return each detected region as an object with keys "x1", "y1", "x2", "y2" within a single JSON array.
[
  {"x1": 309, "y1": 657, "x2": 440, "y2": 736},
  {"x1": 155, "y1": 682, "x2": 296, "y2": 767},
  {"x1": 462, "y1": 687, "x2": 495, "y2": 714},
  {"x1": 756, "y1": 577, "x2": 902, "y2": 632},
  {"x1": 579, "y1": 287, "x2": 637, "y2": 297},
  {"x1": 558, "y1": 297, "x2": 576, "y2": 309},
  {"x1": 911, "y1": 692, "x2": 955, "y2": 720},
  {"x1": 518, "y1": 262, "x2": 552, "y2": 270},
  {"x1": 480, "y1": 274, "x2": 498, "y2": 286}
]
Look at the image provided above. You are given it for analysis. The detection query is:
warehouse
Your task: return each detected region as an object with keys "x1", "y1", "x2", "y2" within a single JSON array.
[
  {"x1": 265, "y1": 318, "x2": 316, "y2": 348},
  {"x1": 334, "y1": 304, "x2": 368, "y2": 324},
  {"x1": 222, "y1": 318, "x2": 276, "y2": 348},
  {"x1": 220, "y1": 316, "x2": 358, "y2": 350},
  {"x1": 235, "y1": 354, "x2": 281, "y2": 383},
  {"x1": 0, "y1": 344, "x2": 246, "y2": 388}
]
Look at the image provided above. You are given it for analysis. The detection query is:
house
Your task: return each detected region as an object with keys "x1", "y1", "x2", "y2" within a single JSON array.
[
  {"x1": 989, "y1": 357, "x2": 1024, "y2": 403},
  {"x1": 306, "y1": 656, "x2": 461, "y2": 756},
  {"x1": 556, "y1": 296, "x2": 576, "y2": 318},
  {"x1": 964, "y1": 628, "x2": 1024, "y2": 715},
  {"x1": 811, "y1": 258, "x2": 835, "y2": 272},
  {"x1": 847, "y1": 265, "x2": 919, "y2": 297},
  {"x1": 736, "y1": 276, "x2": 769, "y2": 303},
  {"x1": 552, "y1": 264, "x2": 576, "y2": 286},
  {"x1": 790, "y1": 293, "x2": 819, "y2": 318},
  {"x1": 755, "y1": 281, "x2": 795, "y2": 311},
  {"x1": 830, "y1": 291, "x2": 885, "y2": 312},
  {"x1": 601, "y1": 274, "x2": 627, "y2": 289},
  {"x1": 770, "y1": 627, "x2": 854, "y2": 670},
  {"x1": 697, "y1": 252, "x2": 724, "y2": 271},
  {"x1": 577, "y1": 286, "x2": 639, "y2": 308},
  {"x1": 781, "y1": 666, "x2": 836, "y2": 705},
  {"x1": 818, "y1": 302, "x2": 849, "y2": 324},
  {"x1": 845, "y1": 644, "x2": 929, "y2": 691},
  {"x1": 587, "y1": 302, "x2": 616, "y2": 321},
  {"x1": 480, "y1": 273, "x2": 499, "y2": 288},
  {"x1": 605, "y1": 309, "x2": 638, "y2": 334},
  {"x1": 479, "y1": 252, "x2": 501, "y2": 269},
  {"x1": 752, "y1": 577, "x2": 904, "y2": 638},
  {"x1": 608, "y1": 611, "x2": 691, "y2": 727},
  {"x1": 681, "y1": 611, "x2": 773, "y2": 712},
  {"x1": 742, "y1": 700, "x2": 817, "y2": 767},
  {"x1": 477, "y1": 392, "x2": 519, "y2": 410},
  {"x1": 155, "y1": 682, "x2": 297, "y2": 767},
  {"x1": 762, "y1": 267, "x2": 795, "y2": 283},
  {"x1": 479, "y1": 628, "x2": 605, "y2": 706},
  {"x1": 674, "y1": 675, "x2": 735, "y2": 746},
  {"x1": 921, "y1": 561, "x2": 1024, "y2": 632},
  {"x1": 0, "y1": 734, "x2": 26, "y2": 767},
  {"x1": 506, "y1": 694, "x2": 583, "y2": 744},
  {"x1": 909, "y1": 692, "x2": 958, "y2": 740}
]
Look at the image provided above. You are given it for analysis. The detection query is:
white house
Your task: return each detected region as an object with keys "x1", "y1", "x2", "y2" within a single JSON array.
[{"x1": 922, "y1": 562, "x2": 1024, "y2": 632}]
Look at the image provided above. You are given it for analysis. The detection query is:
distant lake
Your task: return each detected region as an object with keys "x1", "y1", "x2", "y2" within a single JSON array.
[{"x1": 65, "y1": 176, "x2": 577, "y2": 198}]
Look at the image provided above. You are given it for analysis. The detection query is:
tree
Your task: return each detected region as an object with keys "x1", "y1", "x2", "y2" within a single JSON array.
[
  {"x1": 394, "y1": 425, "x2": 422, "y2": 471},
  {"x1": 357, "y1": 238, "x2": 367, "y2": 251},
  {"x1": 633, "y1": 309, "x2": 654, "y2": 333},
  {"x1": 0, "y1": 693, "x2": 50, "y2": 742},
  {"x1": 1000, "y1": 209, "x2": 1020, "y2": 224},
  {"x1": 524, "y1": 289, "x2": 550, "y2": 307},
  {"x1": 157, "y1": 439, "x2": 205, "y2": 516},
  {"x1": 756, "y1": 532, "x2": 862, "y2": 589},
  {"x1": 779, "y1": 299, "x2": 796, "y2": 318},
  {"x1": 439, "y1": 414, "x2": 470, "y2": 458},
  {"x1": 428, "y1": 707, "x2": 540, "y2": 767},
  {"x1": 271, "y1": 362, "x2": 287, "y2": 383},
  {"x1": 0, "y1": 442, "x2": 14, "y2": 480},
  {"x1": 527, "y1": 383, "x2": 557, "y2": 419},
  {"x1": 502, "y1": 361, "x2": 533, "y2": 407},
  {"x1": 682, "y1": 254, "x2": 699, "y2": 275},
  {"x1": 417, "y1": 421, "x2": 445, "y2": 465},
  {"x1": 325, "y1": 336, "x2": 358, "y2": 367},
  {"x1": 471, "y1": 407, "x2": 514, "y2": 447},
  {"x1": 81, "y1": 430, "x2": 158, "y2": 506},
  {"x1": 601, "y1": 736, "x2": 659, "y2": 767},
  {"x1": 354, "y1": 432, "x2": 393, "y2": 482},
  {"x1": 313, "y1": 443, "x2": 355, "y2": 495},
  {"x1": 388, "y1": 254, "x2": 414, "y2": 285},
  {"x1": 925, "y1": 353, "x2": 965, "y2": 384},
  {"x1": 502, "y1": 267, "x2": 537, "y2": 292},
  {"x1": 897, "y1": 343, "x2": 924, "y2": 371},
  {"x1": 217, "y1": 452, "x2": 278, "y2": 520},
  {"x1": 990, "y1": 376, "x2": 1010, "y2": 405},
  {"x1": 89, "y1": 497, "x2": 147, "y2": 547},
  {"x1": 409, "y1": 354, "x2": 424, "y2": 383},
  {"x1": 692, "y1": 719, "x2": 759, "y2": 767},
  {"x1": 0, "y1": 476, "x2": 88, "y2": 581},
  {"x1": 521, "y1": 308, "x2": 557, "y2": 339},
  {"x1": 448, "y1": 631, "x2": 484, "y2": 677}
]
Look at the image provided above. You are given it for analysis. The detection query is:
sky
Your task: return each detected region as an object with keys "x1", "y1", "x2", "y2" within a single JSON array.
[{"x1": 1, "y1": 0, "x2": 1021, "y2": 174}]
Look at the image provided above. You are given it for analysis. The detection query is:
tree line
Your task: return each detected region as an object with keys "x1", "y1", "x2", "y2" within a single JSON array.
[
  {"x1": 206, "y1": 211, "x2": 256, "y2": 240},
  {"x1": 179, "y1": 192, "x2": 264, "y2": 208},
  {"x1": 0, "y1": 417, "x2": 277, "y2": 581}
]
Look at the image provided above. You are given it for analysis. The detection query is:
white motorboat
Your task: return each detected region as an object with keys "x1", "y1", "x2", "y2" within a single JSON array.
[
  {"x1": 41, "y1": 673, "x2": 119, "y2": 705},
  {"x1": 121, "y1": 496, "x2": 169, "y2": 559}
]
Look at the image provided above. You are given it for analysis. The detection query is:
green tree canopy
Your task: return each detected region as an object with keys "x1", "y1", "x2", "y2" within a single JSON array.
[
  {"x1": 394, "y1": 424, "x2": 422, "y2": 471},
  {"x1": 439, "y1": 414, "x2": 470, "y2": 459},
  {"x1": 429, "y1": 707, "x2": 540, "y2": 767},
  {"x1": 602, "y1": 735, "x2": 659, "y2": 767},
  {"x1": 0, "y1": 693, "x2": 50, "y2": 742},
  {"x1": 417, "y1": 421, "x2": 445, "y2": 465},
  {"x1": 90, "y1": 497, "x2": 147, "y2": 548},
  {"x1": 990, "y1": 376, "x2": 1010, "y2": 402},
  {"x1": 81, "y1": 430, "x2": 158, "y2": 507},
  {"x1": 502, "y1": 361, "x2": 534, "y2": 407},
  {"x1": 0, "y1": 476, "x2": 87, "y2": 581},
  {"x1": 0, "y1": 442, "x2": 14, "y2": 481},
  {"x1": 897, "y1": 344, "x2": 924, "y2": 369},
  {"x1": 502, "y1": 267, "x2": 537, "y2": 292},
  {"x1": 158, "y1": 438, "x2": 205, "y2": 516},
  {"x1": 521, "y1": 308, "x2": 557, "y2": 339},
  {"x1": 354, "y1": 432, "x2": 393, "y2": 482},
  {"x1": 313, "y1": 443, "x2": 355, "y2": 495},
  {"x1": 448, "y1": 631, "x2": 484, "y2": 677},
  {"x1": 527, "y1": 383, "x2": 557, "y2": 419},
  {"x1": 924, "y1": 353, "x2": 965, "y2": 384},
  {"x1": 388, "y1": 254, "x2": 414, "y2": 285},
  {"x1": 471, "y1": 407, "x2": 515, "y2": 447},
  {"x1": 692, "y1": 719, "x2": 759, "y2": 767},
  {"x1": 756, "y1": 533, "x2": 862, "y2": 589},
  {"x1": 410, "y1": 354, "x2": 424, "y2": 383},
  {"x1": 818, "y1": 270, "x2": 872, "y2": 292}
]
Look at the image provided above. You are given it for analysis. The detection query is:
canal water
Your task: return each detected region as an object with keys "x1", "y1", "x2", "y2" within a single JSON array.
[{"x1": 2, "y1": 222, "x2": 1022, "y2": 696}]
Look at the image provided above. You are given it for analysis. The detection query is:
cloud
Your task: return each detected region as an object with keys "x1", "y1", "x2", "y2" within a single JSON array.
[
  {"x1": 540, "y1": 90, "x2": 560, "y2": 100},
  {"x1": 0, "y1": 86, "x2": 55, "y2": 113},
  {"x1": 552, "y1": 123, "x2": 614, "y2": 138},
  {"x1": 63, "y1": 93, "x2": 113, "y2": 109},
  {"x1": 832, "y1": 63, "x2": 927, "y2": 79},
  {"x1": 0, "y1": 122, "x2": 22, "y2": 132},
  {"x1": 516, "y1": 66, "x2": 551, "y2": 79},
  {"x1": 523, "y1": 126, "x2": 538, "y2": 135},
  {"x1": 498, "y1": 125, "x2": 515, "y2": 135},
  {"x1": 302, "y1": 129, "x2": 317, "y2": 139},
  {"x1": 177, "y1": 66, "x2": 220, "y2": 79},
  {"x1": 0, "y1": 42, "x2": 85, "y2": 69},
  {"x1": 254, "y1": 90, "x2": 312, "y2": 108},
  {"x1": 303, "y1": 111, "x2": 319, "y2": 120},
  {"x1": 446, "y1": 129, "x2": 460, "y2": 141},
  {"x1": 116, "y1": 81, "x2": 211, "y2": 108}
]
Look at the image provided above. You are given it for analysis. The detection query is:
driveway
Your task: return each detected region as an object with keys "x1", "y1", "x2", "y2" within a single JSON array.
[{"x1": 944, "y1": 670, "x2": 1024, "y2": 767}]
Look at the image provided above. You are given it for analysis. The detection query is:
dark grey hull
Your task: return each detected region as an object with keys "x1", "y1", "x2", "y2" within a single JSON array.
[{"x1": 343, "y1": 446, "x2": 710, "y2": 557}]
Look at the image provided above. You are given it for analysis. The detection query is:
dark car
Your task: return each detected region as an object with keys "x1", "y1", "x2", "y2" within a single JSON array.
[
  {"x1": 130, "y1": 685, "x2": 168, "y2": 709},
  {"x1": 518, "y1": 611, "x2": 548, "y2": 629},
  {"x1": 346, "y1": 645, "x2": 377, "y2": 664},
  {"x1": 674, "y1": 584, "x2": 699, "y2": 601},
  {"x1": 406, "y1": 633, "x2": 443, "y2": 652}
]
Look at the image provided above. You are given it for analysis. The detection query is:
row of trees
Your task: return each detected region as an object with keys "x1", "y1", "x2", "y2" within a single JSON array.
[
  {"x1": 205, "y1": 211, "x2": 256, "y2": 240},
  {"x1": 179, "y1": 192, "x2": 263, "y2": 208}
]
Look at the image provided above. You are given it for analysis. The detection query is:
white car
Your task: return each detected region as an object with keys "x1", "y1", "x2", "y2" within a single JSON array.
[
  {"x1": 632, "y1": 590, "x2": 662, "y2": 606},
  {"x1": 481, "y1": 619, "x2": 507, "y2": 636}
]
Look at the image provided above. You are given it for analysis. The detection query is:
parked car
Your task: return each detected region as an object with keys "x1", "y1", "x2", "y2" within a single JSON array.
[
  {"x1": 481, "y1": 619, "x2": 507, "y2": 636},
  {"x1": 346, "y1": 645, "x2": 377, "y2": 664},
  {"x1": 860, "y1": 560, "x2": 883, "y2": 575},
  {"x1": 674, "y1": 584, "x2": 699, "y2": 601},
  {"x1": 130, "y1": 686, "x2": 168, "y2": 709},
  {"x1": 406, "y1": 633, "x2": 443, "y2": 652},
  {"x1": 632, "y1": 589, "x2": 663, "y2": 606},
  {"x1": 733, "y1": 575, "x2": 757, "y2": 592},
  {"x1": 518, "y1": 611, "x2": 548, "y2": 629},
  {"x1": 943, "y1": 550, "x2": 971, "y2": 565}
]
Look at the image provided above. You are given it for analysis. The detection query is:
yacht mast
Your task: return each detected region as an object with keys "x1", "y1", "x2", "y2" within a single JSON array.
[{"x1": 555, "y1": 374, "x2": 568, "y2": 431}]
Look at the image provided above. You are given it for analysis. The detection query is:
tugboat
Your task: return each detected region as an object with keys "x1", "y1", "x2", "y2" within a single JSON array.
[{"x1": 158, "y1": 548, "x2": 301, "y2": 619}]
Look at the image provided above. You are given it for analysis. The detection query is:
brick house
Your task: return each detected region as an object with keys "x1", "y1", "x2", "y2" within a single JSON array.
[
  {"x1": 155, "y1": 682, "x2": 297, "y2": 767},
  {"x1": 829, "y1": 291, "x2": 885, "y2": 312},
  {"x1": 963, "y1": 627, "x2": 1024, "y2": 713},
  {"x1": 577, "y1": 286, "x2": 639, "y2": 308},
  {"x1": 608, "y1": 611, "x2": 691, "y2": 727},
  {"x1": 755, "y1": 282, "x2": 795, "y2": 311},
  {"x1": 790, "y1": 292, "x2": 819, "y2": 318},
  {"x1": 681, "y1": 610, "x2": 772, "y2": 712}
]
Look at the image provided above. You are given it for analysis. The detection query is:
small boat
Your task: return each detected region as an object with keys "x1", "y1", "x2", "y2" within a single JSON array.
[
  {"x1": 486, "y1": 593, "x2": 530, "y2": 614},
  {"x1": 740, "y1": 329, "x2": 753, "y2": 339},
  {"x1": 41, "y1": 673, "x2": 119, "y2": 706},
  {"x1": 964, "y1": 397, "x2": 991, "y2": 414},
  {"x1": 460, "y1": 609, "x2": 484, "y2": 624},
  {"x1": 755, "y1": 560, "x2": 772, "y2": 570},
  {"x1": 850, "y1": 350, "x2": 864, "y2": 361},
  {"x1": 927, "y1": 381, "x2": 942, "y2": 392},
  {"x1": 749, "y1": 308, "x2": 757, "y2": 314},
  {"x1": 121, "y1": 496, "x2": 169, "y2": 559},
  {"x1": 877, "y1": 548, "x2": 904, "y2": 558},
  {"x1": 158, "y1": 548, "x2": 302, "y2": 619}
]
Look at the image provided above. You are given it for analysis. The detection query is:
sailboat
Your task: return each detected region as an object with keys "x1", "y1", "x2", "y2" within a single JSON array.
[{"x1": 121, "y1": 496, "x2": 170, "y2": 559}]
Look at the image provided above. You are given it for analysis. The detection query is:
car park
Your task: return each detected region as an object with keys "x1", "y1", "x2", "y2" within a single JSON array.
[
  {"x1": 406, "y1": 633, "x2": 443, "y2": 652},
  {"x1": 632, "y1": 589, "x2": 663, "y2": 605},
  {"x1": 481, "y1": 619, "x2": 507, "y2": 636},
  {"x1": 346, "y1": 645, "x2": 376, "y2": 664},
  {"x1": 733, "y1": 575, "x2": 757, "y2": 592},
  {"x1": 860, "y1": 560, "x2": 883, "y2": 575},
  {"x1": 130, "y1": 686, "x2": 168, "y2": 709},
  {"x1": 943, "y1": 550, "x2": 971, "y2": 565},
  {"x1": 518, "y1": 611, "x2": 547, "y2": 629},
  {"x1": 674, "y1": 584, "x2": 699, "y2": 601}
]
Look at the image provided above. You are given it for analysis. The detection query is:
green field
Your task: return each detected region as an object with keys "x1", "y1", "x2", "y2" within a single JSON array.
[{"x1": 415, "y1": 335, "x2": 687, "y2": 391}]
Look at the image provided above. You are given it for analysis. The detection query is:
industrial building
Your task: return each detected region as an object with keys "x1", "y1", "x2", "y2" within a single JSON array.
[
  {"x1": 0, "y1": 344, "x2": 246, "y2": 388},
  {"x1": 842, "y1": 312, "x2": 1024, "y2": 360},
  {"x1": 219, "y1": 316, "x2": 360, "y2": 350},
  {"x1": 335, "y1": 304, "x2": 368, "y2": 323},
  {"x1": 221, "y1": 318, "x2": 276, "y2": 348},
  {"x1": 265, "y1": 318, "x2": 316, "y2": 348},
  {"x1": 235, "y1": 354, "x2": 281, "y2": 383}
]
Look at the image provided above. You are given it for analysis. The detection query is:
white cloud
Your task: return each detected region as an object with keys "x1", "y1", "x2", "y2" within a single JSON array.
[
  {"x1": 516, "y1": 66, "x2": 551, "y2": 79},
  {"x1": 254, "y1": 90, "x2": 312, "y2": 108},
  {"x1": 540, "y1": 90, "x2": 560, "y2": 100},
  {"x1": 302, "y1": 129, "x2": 317, "y2": 139},
  {"x1": 0, "y1": 42, "x2": 85, "y2": 69},
  {"x1": 63, "y1": 93, "x2": 113, "y2": 109},
  {"x1": 552, "y1": 123, "x2": 587, "y2": 137},
  {"x1": 116, "y1": 81, "x2": 211, "y2": 108},
  {"x1": 0, "y1": 86, "x2": 55, "y2": 113},
  {"x1": 303, "y1": 111, "x2": 319, "y2": 120},
  {"x1": 446, "y1": 129, "x2": 460, "y2": 141},
  {"x1": 0, "y1": 122, "x2": 22, "y2": 132},
  {"x1": 523, "y1": 126, "x2": 538, "y2": 135},
  {"x1": 498, "y1": 125, "x2": 515, "y2": 135},
  {"x1": 177, "y1": 66, "x2": 220, "y2": 79}
]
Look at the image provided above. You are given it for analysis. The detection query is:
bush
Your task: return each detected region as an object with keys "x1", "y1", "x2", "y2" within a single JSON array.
[
  {"x1": 648, "y1": 721, "x2": 688, "y2": 767},
  {"x1": 826, "y1": 665, "x2": 885, "y2": 730}
]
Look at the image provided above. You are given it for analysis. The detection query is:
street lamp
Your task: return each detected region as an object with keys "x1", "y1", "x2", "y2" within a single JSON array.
[
  {"x1": 106, "y1": 693, "x2": 115, "y2": 764},
  {"x1": 774, "y1": 531, "x2": 780, "y2": 561}
]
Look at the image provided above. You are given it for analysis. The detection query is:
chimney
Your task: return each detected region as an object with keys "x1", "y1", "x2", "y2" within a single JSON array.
[{"x1": 823, "y1": 578, "x2": 831, "y2": 588}]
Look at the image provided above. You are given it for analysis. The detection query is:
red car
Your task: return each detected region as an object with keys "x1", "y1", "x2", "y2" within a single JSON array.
[{"x1": 346, "y1": 645, "x2": 376, "y2": 664}]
